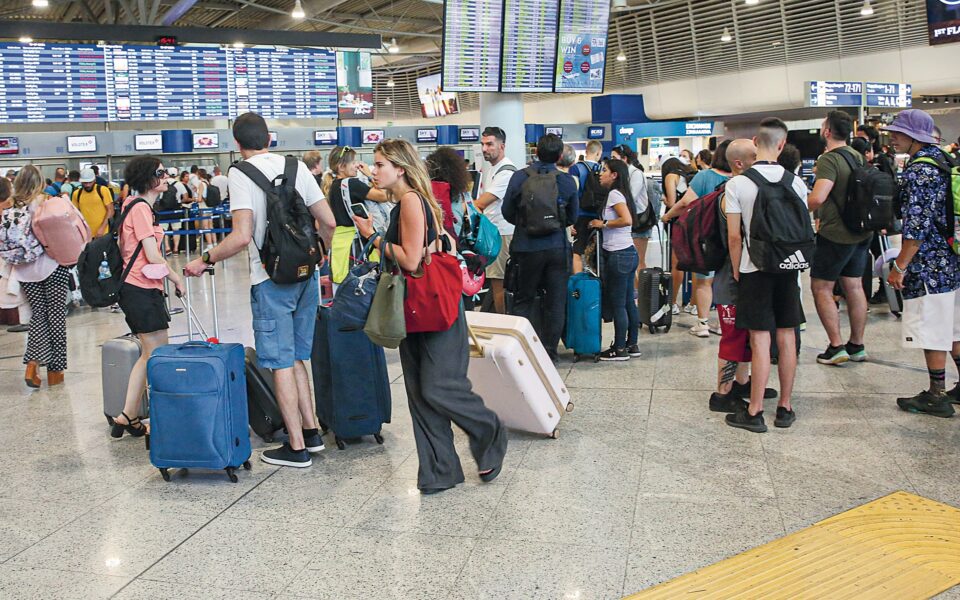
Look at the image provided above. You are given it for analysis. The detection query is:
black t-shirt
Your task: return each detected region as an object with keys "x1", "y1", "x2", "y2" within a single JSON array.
[
  {"x1": 385, "y1": 198, "x2": 438, "y2": 247},
  {"x1": 329, "y1": 177, "x2": 371, "y2": 227}
]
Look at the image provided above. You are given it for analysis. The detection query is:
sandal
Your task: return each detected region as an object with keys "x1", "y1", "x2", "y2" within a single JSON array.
[
  {"x1": 110, "y1": 411, "x2": 148, "y2": 439},
  {"x1": 480, "y1": 464, "x2": 503, "y2": 483}
]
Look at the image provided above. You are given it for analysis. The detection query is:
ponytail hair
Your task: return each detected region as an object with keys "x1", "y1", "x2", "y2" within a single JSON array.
[
  {"x1": 374, "y1": 139, "x2": 444, "y2": 229},
  {"x1": 325, "y1": 145, "x2": 357, "y2": 196}
]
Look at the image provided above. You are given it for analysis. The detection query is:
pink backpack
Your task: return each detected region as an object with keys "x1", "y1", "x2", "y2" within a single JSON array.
[{"x1": 32, "y1": 195, "x2": 92, "y2": 267}]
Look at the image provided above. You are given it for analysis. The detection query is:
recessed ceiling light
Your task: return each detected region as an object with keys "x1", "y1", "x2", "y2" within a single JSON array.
[
  {"x1": 388, "y1": 38, "x2": 399, "y2": 54},
  {"x1": 232, "y1": 42, "x2": 244, "y2": 48},
  {"x1": 385, "y1": 98, "x2": 392, "y2": 105},
  {"x1": 721, "y1": 27, "x2": 732, "y2": 42},
  {"x1": 32, "y1": 0, "x2": 49, "y2": 7},
  {"x1": 744, "y1": 0, "x2": 759, "y2": 5},
  {"x1": 860, "y1": 0, "x2": 874, "y2": 16},
  {"x1": 616, "y1": 50, "x2": 626, "y2": 61}
]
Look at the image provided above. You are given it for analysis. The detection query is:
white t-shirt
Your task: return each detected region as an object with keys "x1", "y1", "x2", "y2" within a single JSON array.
[
  {"x1": 724, "y1": 164, "x2": 810, "y2": 274},
  {"x1": 173, "y1": 181, "x2": 190, "y2": 202},
  {"x1": 602, "y1": 190, "x2": 634, "y2": 252},
  {"x1": 210, "y1": 174, "x2": 229, "y2": 200},
  {"x1": 479, "y1": 157, "x2": 516, "y2": 236},
  {"x1": 627, "y1": 164, "x2": 649, "y2": 213},
  {"x1": 228, "y1": 153, "x2": 324, "y2": 286}
]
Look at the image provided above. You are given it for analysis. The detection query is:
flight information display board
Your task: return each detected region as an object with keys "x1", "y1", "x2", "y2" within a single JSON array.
[
  {"x1": 104, "y1": 45, "x2": 230, "y2": 121},
  {"x1": 0, "y1": 43, "x2": 109, "y2": 123},
  {"x1": 807, "y1": 81, "x2": 863, "y2": 107},
  {"x1": 554, "y1": 0, "x2": 610, "y2": 92},
  {"x1": 442, "y1": 0, "x2": 504, "y2": 92},
  {"x1": 500, "y1": 0, "x2": 560, "y2": 93},
  {"x1": 226, "y1": 46, "x2": 338, "y2": 119},
  {"x1": 865, "y1": 82, "x2": 912, "y2": 108}
]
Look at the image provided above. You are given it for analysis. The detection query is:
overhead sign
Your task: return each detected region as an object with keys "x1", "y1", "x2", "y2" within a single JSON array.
[
  {"x1": 865, "y1": 83, "x2": 912, "y2": 108},
  {"x1": 926, "y1": 0, "x2": 960, "y2": 46},
  {"x1": 807, "y1": 81, "x2": 863, "y2": 107},
  {"x1": 615, "y1": 121, "x2": 715, "y2": 145}
]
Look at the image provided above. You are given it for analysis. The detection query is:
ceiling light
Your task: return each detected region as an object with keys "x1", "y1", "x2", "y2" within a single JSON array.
[
  {"x1": 386, "y1": 77, "x2": 395, "y2": 87},
  {"x1": 385, "y1": 98, "x2": 392, "y2": 106},
  {"x1": 611, "y1": 0, "x2": 627, "y2": 10},
  {"x1": 945, "y1": 98, "x2": 952, "y2": 104},
  {"x1": 232, "y1": 42, "x2": 244, "y2": 48},
  {"x1": 19, "y1": 36, "x2": 32, "y2": 43},
  {"x1": 860, "y1": 0, "x2": 874, "y2": 16},
  {"x1": 388, "y1": 38, "x2": 399, "y2": 54},
  {"x1": 720, "y1": 27, "x2": 732, "y2": 43},
  {"x1": 32, "y1": 0, "x2": 49, "y2": 7},
  {"x1": 616, "y1": 50, "x2": 626, "y2": 62},
  {"x1": 744, "y1": 0, "x2": 759, "y2": 5},
  {"x1": 291, "y1": 0, "x2": 305, "y2": 19}
]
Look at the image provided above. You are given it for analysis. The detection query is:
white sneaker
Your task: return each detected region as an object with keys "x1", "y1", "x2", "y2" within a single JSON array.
[
  {"x1": 689, "y1": 322, "x2": 710, "y2": 338},
  {"x1": 672, "y1": 304, "x2": 681, "y2": 315},
  {"x1": 683, "y1": 304, "x2": 697, "y2": 314}
]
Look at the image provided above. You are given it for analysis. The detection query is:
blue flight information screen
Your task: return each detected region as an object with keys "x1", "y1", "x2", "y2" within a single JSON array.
[
  {"x1": 442, "y1": 0, "x2": 504, "y2": 92},
  {"x1": 500, "y1": 0, "x2": 560, "y2": 93},
  {"x1": 554, "y1": 0, "x2": 610, "y2": 92},
  {"x1": 226, "y1": 46, "x2": 338, "y2": 120}
]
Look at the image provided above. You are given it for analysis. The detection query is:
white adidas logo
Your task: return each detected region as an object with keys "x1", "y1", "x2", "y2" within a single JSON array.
[{"x1": 778, "y1": 250, "x2": 808, "y2": 270}]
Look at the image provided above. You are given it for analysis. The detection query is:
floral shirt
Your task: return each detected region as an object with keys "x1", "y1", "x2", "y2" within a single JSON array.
[{"x1": 901, "y1": 146, "x2": 960, "y2": 300}]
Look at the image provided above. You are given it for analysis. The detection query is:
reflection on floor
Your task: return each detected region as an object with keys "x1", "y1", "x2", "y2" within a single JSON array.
[{"x1": 0, "y1": 249, "x2": 958, "y2": 600}]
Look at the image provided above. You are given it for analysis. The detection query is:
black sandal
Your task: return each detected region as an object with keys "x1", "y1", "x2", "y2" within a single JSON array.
[{"x1": 110, "y1": 411, "x2": 147, "y2": 439}]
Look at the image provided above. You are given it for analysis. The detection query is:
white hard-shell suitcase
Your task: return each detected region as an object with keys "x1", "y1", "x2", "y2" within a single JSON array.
[{"x1": 465, "y1": 312, "x2": 574, "y2": 439}]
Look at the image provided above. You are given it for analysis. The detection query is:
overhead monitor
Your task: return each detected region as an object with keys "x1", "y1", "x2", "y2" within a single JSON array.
[
  {"x1": 226, "y1": 46, "x2": 338, "y2": 120},
  {"x1": 442, "y1": 0, "x2": 504, "y2": 92},
  {"x1": 459, "y1": 127, "x2": 481, "y2": 142},
  {"x1": 314, "y1": 130, "x2": 338, "y2": 146},
  {"x1": 134, "y1": 134, "x2": 163, "y2": 151},
  {"x1": 417, "y1": 128, "x2": 439, "y2": 144},
  {"x1": 545, "y1": 126, "x2": 563, "y2": 138},
  {"x1": 0, "y1": 137, "x2": 20, "y2": 155},
  {"x1": 926, "y1": 0, "x2": 960, "y2": 45},
  {"x1": 336, "y1": 51, "x2": 374, "y2": 119},
  {"x1": 807, "y1": 81, "x2": 863, "y2": 107},
  {"x1": 554, "y1": 0, "x2": 610, "y2": 93},
  {"x1": 865, "y1": 82, "x2": 912, "y2": 108},
  {"x1": 587, "y1": 126, "x2": 604, "y2": 140},
  {"x1": 362, "y1": 129, "x2": 385, "y2": 145},
  {"x1": 67, "y1": 135, "x2": 97, "y2": 153},
  {"x1": 417, "y1": 73, "x2": 460, "y2": 118},
  {"x1": 500, "y1": 0, "x2": 560, "y2": 92},
  {"x1": 192, "y1": 133, "x2": 219, "y2": 150}
]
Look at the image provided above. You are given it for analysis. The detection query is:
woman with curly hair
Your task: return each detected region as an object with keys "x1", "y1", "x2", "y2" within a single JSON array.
[{"x1": 426, "y1": 146, "x2": 471, "y2": 237}]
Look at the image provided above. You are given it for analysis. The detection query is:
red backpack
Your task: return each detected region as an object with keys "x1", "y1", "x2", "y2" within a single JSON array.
[
  {"x1": 671, "y1": 183, "x2": 727, "y2": 273},
  {"x1": 429, "y1": 180, "x2": 457, "y2": 237}
]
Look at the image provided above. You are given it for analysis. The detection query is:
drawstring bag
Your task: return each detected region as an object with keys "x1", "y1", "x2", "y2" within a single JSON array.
[
  {"x1": 404, "y1": 198, "x2": 462, "y2": 334},
  {"x1": 364, "y1": 241, "x2": 407, "y2": 349}
]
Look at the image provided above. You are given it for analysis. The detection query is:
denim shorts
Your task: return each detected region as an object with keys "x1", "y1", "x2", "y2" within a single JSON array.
[{"x1": 250, "y1": 272, "x2": 319, "y2": 369}]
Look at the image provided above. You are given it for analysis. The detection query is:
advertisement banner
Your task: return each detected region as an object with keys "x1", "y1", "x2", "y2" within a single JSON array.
[
  {"x1": 417, "y1": 73, "x2": 460, "y2": 118},
  {"x1": 927, "y1": 0, "x2": 960, "y2": 46},
  {"x1": 553, "y1": 0, "x2": 610, "y2": 92},
  {"x1": 337, "y1": 51, "x2": 374, "y2": 119}
]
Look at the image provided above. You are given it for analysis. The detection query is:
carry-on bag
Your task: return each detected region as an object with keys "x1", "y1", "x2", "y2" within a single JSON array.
[
  {"x1": 147, "y1": 267, "x2": 252, "y2": 482},
  {"x1": 638, "y1": 224, "x2": 673, "y2": 333},
  {"x1": 102, "y1": 334, "x2": 147, "y2": 426},
  {"x1": 31, "y1": 194, "x2": 91, "y2": 267},
  {"x1": 878, "y1": 234, "x2": 903, "y2": 317},
  {"x1": 564, "y1": 230, "x2": 602, "y2": 361},
  {"x1": 312, "y1": 305, "x2": 391, "y2": 449},
  {"x1": 244, "y1": 346, "x2": 285, "y2": 443},
  {"x1": 466, "y1": 312, "x2": 573, "y2": 439}
]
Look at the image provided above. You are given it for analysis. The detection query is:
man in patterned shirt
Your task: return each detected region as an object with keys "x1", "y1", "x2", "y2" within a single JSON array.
[{"x1": 885, "y1": 109, "x2": 959, "y2": 418}]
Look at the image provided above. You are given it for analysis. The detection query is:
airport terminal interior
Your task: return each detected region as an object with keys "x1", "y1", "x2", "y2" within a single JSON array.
[{"x1": 2, "y1": 0, "x2": 960, "y2": 598}]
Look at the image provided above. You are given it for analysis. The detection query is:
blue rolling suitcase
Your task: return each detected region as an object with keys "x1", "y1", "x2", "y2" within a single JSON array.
[
  {"x1": 148, "y1": 268, "x2": 252, "y2": 482},
  {"x1": 564, "y1": 232, "x2": 602, "y2": 361},
  {"x1": 312, "y1": 305, "x2": 391, "y2": 450}
]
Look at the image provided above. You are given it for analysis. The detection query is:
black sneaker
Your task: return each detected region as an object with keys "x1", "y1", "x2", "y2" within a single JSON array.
[
  {"x1": 896, "y1": 391, "x2": 956, "y2": 418},
  {"x1": 626, "y1": 344, "x2": 642, "y2": 357},
  {"x1": 817, "y1": 345, "x2": 849, "y2": 366},
  {"x1": 730, "y1": 379, "x2": 778, "y2": 400},
  {"x1": 844, "y1": 342, "x2": 867, "y2": 363},
  {"x1": 261, "y1": 443, "x2": 313, "y2": 467},
  {"x1": 774, "y1": 406, "x2": 796, "y2": 428},
  {"x1": 869, "y1": 290, "x2": 885, "y2": 305},
  {"x1": 599, "y1": 348, "x2": 629, "y2": 362},
  {"x1": 709, "y1": 392, "x2": 748, "y2": 413},
  {"x1": 947, "y1": 383, "x2": 960, "y2": 405},
  {"x1": 303, "y1": 430, "x2": 325, "y2": 453},
  {"x1": 725, "y1": 405, "x2": 767, "y2": 433}
]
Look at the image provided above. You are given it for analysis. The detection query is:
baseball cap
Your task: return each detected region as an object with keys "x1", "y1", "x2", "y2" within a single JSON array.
[
  {"x1": 166, "y1": 167, "x2": 179, "y2": 177},
  {"x1": 79, "y1": 168, "x2": 96, "y2": 183}
]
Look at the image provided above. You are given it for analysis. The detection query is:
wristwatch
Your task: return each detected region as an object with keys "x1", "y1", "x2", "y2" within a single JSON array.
[{"x1": 201, "y1": 251, "x2": 214, "y2": 265}]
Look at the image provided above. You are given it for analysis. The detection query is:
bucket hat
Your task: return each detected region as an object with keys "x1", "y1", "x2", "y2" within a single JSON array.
[{"x1": 883, "y1": 109, "x2": 940, "y2": 144}]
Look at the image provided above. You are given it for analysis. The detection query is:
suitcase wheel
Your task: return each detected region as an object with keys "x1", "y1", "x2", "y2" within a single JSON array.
[
  {"x1": 892, "y1": 311, "x2": 901, "y2": 319},
  {"x1": 159, "y1": 468, "x2": 171, "y2": 482},
  {"x1": 664, "y1": 324, "x2": 672, "y2": 334},
  {"x1": 572, "y1": 354, "x2": 580, "y2": 363},
  {"x1": 336, "y1": 437, "x2": 346, "y2": 450},
  {"x1": 243, "y1": 461, "x2": 252, "y2": 470},
  {"x1": 565, "y1": 402, "x2": 574, "y2": 413},
  {"x1": 649, "y1": 325, "x2": 658, "y2": 334},
  {"x1": 225, "y1": 467, "x2": 239, "y2": 483},
  {"x1": 374, "y1": 433, "x2": 384, "y2": 445},
  {"x1": 550, "y1": 428, "x2": 560, "y2": 440},
  {"x1": 592, "y1": 354, "x2": 600, "y2": 363}
]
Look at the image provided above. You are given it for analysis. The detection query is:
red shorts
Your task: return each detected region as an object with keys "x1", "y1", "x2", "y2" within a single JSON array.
[{"x1": 718, "y1": 304, "x2": 751, "y2": 363}]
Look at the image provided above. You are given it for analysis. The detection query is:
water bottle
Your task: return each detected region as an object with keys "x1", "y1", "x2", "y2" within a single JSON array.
[{"x1": 97, "y1": 253, "x2": 111, "y2": 281}]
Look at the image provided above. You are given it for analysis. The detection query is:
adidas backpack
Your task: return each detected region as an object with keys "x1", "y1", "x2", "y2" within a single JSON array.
[{"x1": 741, "y1": 168, "x2": 816, "y2": 273}]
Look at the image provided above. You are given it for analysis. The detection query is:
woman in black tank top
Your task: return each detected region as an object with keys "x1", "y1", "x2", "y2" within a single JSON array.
[{"x1": 353, "y1": 139, "x2": 507, "y2": 495}]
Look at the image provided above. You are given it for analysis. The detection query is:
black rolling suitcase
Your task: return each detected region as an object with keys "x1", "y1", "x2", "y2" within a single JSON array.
[
  {"x1": 638, "y1": 224, "x2": 673, "y2": 334},
  {"x1": 244, "y1": 347, "x2": 286, "y2": 443}
]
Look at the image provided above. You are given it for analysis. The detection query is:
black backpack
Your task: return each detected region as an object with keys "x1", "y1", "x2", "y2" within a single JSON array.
[
  {"x1": 578, "y1": 162, "x2": 608, "y2": 213},
  {"x1": 204, "y1": 183, "x2": 222, "y2": 208},
  {"x1": 835, "y1": 148, "x2": 896, "y2": 233},
  {"x1": 518, "y1": 167, "x2": 566, "y2": 237},
  {"x1": 234, "y1": 156, "x2": 320, "y2": 284},
  {"x1": 77, "y1": 199, "x2": 148, "y2": 307},
  {"x1": 156, "y1": 181, "x2": 181, "y2": 212},
  {"x1": 741, "y1": 168, "x2": 816, "y2": 274}
]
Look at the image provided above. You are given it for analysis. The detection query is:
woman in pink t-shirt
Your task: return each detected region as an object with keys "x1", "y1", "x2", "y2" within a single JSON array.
[{"x1": 111, "y1": 157, "x2": 185, "y2": 440}]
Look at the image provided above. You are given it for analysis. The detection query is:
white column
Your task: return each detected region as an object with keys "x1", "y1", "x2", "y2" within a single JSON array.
[{"x1": 479, "y1": 92, "x2": 526, "y2": 167}]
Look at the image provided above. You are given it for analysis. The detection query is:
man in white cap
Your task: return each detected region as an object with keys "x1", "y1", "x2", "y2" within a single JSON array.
[
  {"x1": 886, "y1": 109, "x2": 960, "y2": 418},
  {"x1": 70, "y1": 167, "x2": 114, "y2": 238}
]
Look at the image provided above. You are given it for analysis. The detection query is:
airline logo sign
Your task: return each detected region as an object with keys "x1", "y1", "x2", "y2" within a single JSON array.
[
  {"x1": 779, "y1": 250, "x2": 809, "y2": 271},
  {"x1": 684, "y1": 122, "x2": 713, "y2": 136},
  {"x1": 927, "y1": 0, "x2": 960, "y2": 45}
]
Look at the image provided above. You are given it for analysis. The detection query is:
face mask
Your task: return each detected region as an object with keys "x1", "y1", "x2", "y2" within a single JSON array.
[{"x1": 678, "y1": 156, "x2": 690, "y2": 166}]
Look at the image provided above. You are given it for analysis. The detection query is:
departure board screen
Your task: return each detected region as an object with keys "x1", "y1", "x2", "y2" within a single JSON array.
[
  {"x1": 442, "y1": 0, "x2": 504, "y2": 92},
  {"x1": 554, "y1": 0, "x2": 610, "y2": 92},
  {"x1": 0, "y1": 43, "x2": 108, "y2": 123},
  {"x1": 226, "y1": 46, "x2": 338, "y2": 119},
  {"x1": 104, "y1": 45, "x2": 229, "y2": 121},
  {"x1": 501, "y1": 0, "x2": 559, "y2": 93}
]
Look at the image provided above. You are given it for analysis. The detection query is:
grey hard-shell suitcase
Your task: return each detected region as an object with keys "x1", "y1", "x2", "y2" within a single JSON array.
[
  {"x1": 638, "y1": 224, "x2": 673, "y2": 334},
  {"x1": 102, "y1": 334, "x2": 147, "y2": 425},
  {"x1": 879, "y1": 234, "x2": 903, "y2": 317}
]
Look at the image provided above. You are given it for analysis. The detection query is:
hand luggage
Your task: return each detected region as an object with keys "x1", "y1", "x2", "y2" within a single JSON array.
[
  {"x1": 147, "y1": 267, "x2": 252, "y2": 482},
  {"x1": 564, "y1": 231, "x2": 602, "y2": 361},
  {"x1": 31, "y1": 194, "x2": 91, "y2": 266},
  {"x1": 638, "y1": 225, "x2": 673, "y2": 334},
  {"x1": 102, "y1": 334, "x2": 147, "y2": 426},
  {"x1": 244, "y1": 346, "x2": 285, "y2": 443},
  {"x1": 312, "y1": 305, "x2": 391, "y2": 449},
  {"x1": 465, "y1": 312, "x2": 573, "y2": 439},
  {"x1": 878, "y1": 234, "x2": 903, "y2": 317}
]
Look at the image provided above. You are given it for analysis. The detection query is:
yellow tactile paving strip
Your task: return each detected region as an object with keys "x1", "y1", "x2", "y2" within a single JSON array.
[{"x1": 626, "y1": 491, "x2": 960, "y2": 600}]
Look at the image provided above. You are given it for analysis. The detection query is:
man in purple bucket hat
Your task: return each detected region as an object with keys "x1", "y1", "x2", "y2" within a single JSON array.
[{"x1": 885, "y1": 109, "x2": 960, "y2": 418}]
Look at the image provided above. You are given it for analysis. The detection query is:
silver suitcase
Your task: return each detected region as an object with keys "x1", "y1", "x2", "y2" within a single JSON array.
[{"x1": 102, "y1": 334, "x2": 147, "y2": 425}]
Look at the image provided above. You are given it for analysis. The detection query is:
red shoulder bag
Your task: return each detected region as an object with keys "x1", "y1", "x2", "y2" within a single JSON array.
[{"x1": 403, "y1": 197, "x2": 462, "y2": 333}]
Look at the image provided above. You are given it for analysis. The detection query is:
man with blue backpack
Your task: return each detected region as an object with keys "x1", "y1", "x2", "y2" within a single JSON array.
[{"x1": 569, "y1": 140, "x2": 604, "y2": 274}]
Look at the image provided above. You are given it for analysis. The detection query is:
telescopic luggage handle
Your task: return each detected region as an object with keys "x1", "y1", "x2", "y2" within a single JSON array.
[{"x1": 179, "y1": 266, "x2": 219, "y2": 343}]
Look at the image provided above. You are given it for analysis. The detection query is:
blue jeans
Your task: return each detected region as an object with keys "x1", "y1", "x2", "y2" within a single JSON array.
[
  {"x1": 603, "y1": 247, "x2": 640, "y2": 349},
  {"x1": 250, "y1": 272, "x2": 319, "y2": 369}
]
